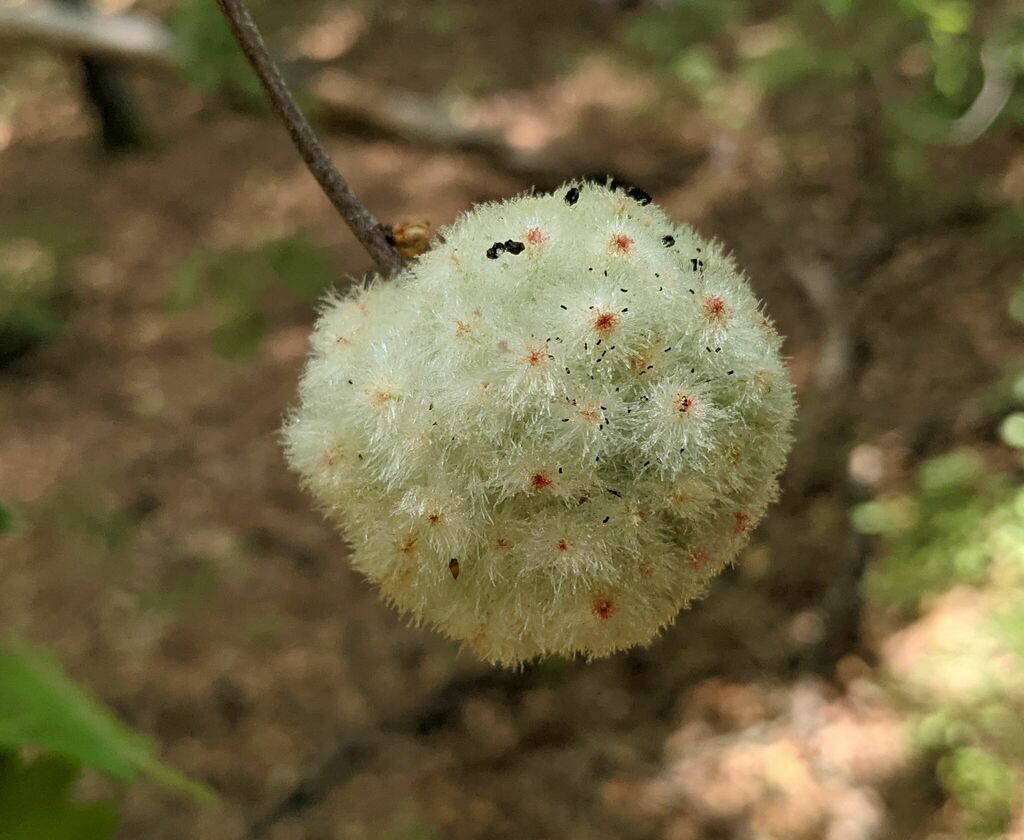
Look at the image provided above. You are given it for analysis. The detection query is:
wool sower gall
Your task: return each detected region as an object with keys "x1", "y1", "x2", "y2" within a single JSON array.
[{"x1": 283, "y1": 182, "x2": 796, "y2": 666}]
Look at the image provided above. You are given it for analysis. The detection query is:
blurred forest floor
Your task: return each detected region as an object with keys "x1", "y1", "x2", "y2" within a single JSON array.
[{"x1": 2, "y1": 0, "x2": 1024, "y2": 838}]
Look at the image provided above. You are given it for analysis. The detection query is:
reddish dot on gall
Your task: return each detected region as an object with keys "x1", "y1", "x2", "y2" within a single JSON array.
[
  {"x1": 530, "y1": 472, "x2": 554, "y2": 491},
  {"x1": 703, "y1": 295, "x2": 727, "y2": 319},
  {"x1": 283, "y1": 183, "x2": 797, "y2": 666},
  {"x1": 593, "y1": 309, "x2": 621, "y2": 337},
  {"x1": 612, "y1": 233, "x2": 634, "y2": 254},
  {"x1": 525, "y1": 348, "x2": 547, "y2": 367}
]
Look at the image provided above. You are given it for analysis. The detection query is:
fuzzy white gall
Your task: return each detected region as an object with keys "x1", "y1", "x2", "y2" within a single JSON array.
[{"x1": 283, "y1": 183, "x2": 795, "y2": 665}]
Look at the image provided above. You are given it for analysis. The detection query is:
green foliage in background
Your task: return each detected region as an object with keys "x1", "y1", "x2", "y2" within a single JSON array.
[
  {"x1": 35, "y1": 486, "x2": 138, "y2": 571},
  {"x1": 620, "y1": 0, "x2": 1024, "y2": 186},
  {"x1": 858, "y1": 265, "x2": 1024, "y2": 835},
  {"x1": 856, "y1": 450, "x2": 1014, "y2": 610},
  {"x1": 859, "y1": 270, "x2": 1024, "y2": 612},
  {"x1": 0, "y1": 639, "x2": 212, "y2": 839},
  {"x1": 860, "y1": 394, "x2": 1024, "y2": 832},
  {"x1": 938, "y1": 745, "x2": 1018, "y2": 836},
  {"x1": 0, "y1": 205, "x2": 99, "y2": 365},
  {"x1": 871, "y1": 470, "x2": 1024, "y2": 834},
  {"x1": 1010, "y1": 273, "x2": 1024, "y2": 328},
  {"x1": 386, "y1": 810, "x2": 440, "y2": 840},
  {"x1": 0, "y1": 501, "x2": 13, "y2": 535},
  {"x1": 0, "y1": 238, "x2": 60, "y2": 362},
  {"x1": 0, "y1": 638, "x2": 213, "y2": 796},
  {"x1": 0, "y1": 753, "x2": 118, "y2": 840},
  {"x1": 172, "y1": 0, "x2": 263, "y2": 105},
  {"x1": 169, "y1": 234, "x2": 337, "y2": 360}
]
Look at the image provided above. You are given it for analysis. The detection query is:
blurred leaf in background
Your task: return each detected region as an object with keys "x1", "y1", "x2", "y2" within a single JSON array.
[
  {"x1": 856, "y1": 450, "x2": 1012, "y2": 610},
  {"x1": 0, "y1": 204, "x2": 99, "y2": 366},
  {"x1": 33, "y1": 486, "x2": 139, "y2": 572},
  {"x1": 939, "y1": 745, "x2": 1017, "y2": 836},
  {"x1": 0, "y1": 753, "x2": 118, "y2": 840},
  {"x1": 0, "y1": 638, "x2": 213, "y2": 801},
  {"x1": 864, "y1": 393, "x2": 1024, "y2": 835},
  {"x1": 617, "y1": 0, "x2": 1024, "y2": 191},
  {"x1": 169, "y1": 234, "x2": 337, "y2": 360},
  {"x1": 172, "y1": 0, "x2": 264, "y2": 105},
  {"x1": 1001, "y1": 413, "x2": 1024, "y2": 451},
  {"x1": 0, "y1": 238, "x2": 60, "y2": 362},
  {"x1": 0, "y1": 501, "x2": 13, "y2": 535},
  {"x1": 1010, "y1": 274, "x2": 1024, "y2": 325}
]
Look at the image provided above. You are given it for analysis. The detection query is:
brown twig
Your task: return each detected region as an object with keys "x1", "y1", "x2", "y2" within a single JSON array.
[{"x1": 214, "y1": 0, "x2": 404, "y2": 276}]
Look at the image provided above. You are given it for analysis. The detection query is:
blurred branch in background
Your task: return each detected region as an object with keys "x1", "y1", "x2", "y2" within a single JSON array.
[
  {"x1": 213, "y1": 0, "x2": 403, "y2": 275},
  {"x1": 0, "y1": 0, "x2": 158, "y2": 150},
  {"x1": 0, "y1": 0, "x2": 175, "y2": 66},
  {"x1": 310, "y1": 70, "x2": 571, "y2": 182},
  {"x1": 786, "y1": 253, "x2": 871, "y2": 671},
  {"x1": 947, "y1": 43, "x2": 1016, "y2": 146},
  {"x1": 0, "y1": 1, "x2": 683, "y2": 187},
  {"x1": 243, "y1": 666, "x2": 541, "y2": 840}
]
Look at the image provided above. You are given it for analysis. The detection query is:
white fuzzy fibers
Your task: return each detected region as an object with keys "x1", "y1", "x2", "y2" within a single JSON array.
[{"x1": 283, "y1": 183, "x2": 795, "y2": 665}]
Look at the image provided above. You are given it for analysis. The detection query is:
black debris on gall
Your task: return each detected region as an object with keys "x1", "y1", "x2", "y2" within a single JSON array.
[
  {"x1": 662, "y1": 235, "x2": 675, "y2": 247},
  {"x1": 486, "y1": 242, "x2": 506, "y2": 259},
  {"x1": 504, "y1": 239, "x2": 525, "y2": 255},
  {"x1": 626, "y1": 186, "x2": 652, "y2": 205},
  {"x1": 564, "y1": 187, "x2": 580, "y2": 206}
]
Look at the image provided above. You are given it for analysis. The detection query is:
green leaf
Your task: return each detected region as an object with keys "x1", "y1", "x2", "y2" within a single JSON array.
[
  {"x1": 0, "y1": 639, "x2": 213, "y2": 802},
  {"x1": 999, "y1": 413, "x2": 1024, "y2": 450},
  {"x1": 917, "y1": 450, "x2": 985, "y2": 497},
  {"x1": 819, "y1": 0, "x2": 854, "y2": 19},
  {"x1": 0, "y1": 502, "x2": 12, "y2": 534},
  {"x1": 171, "y1": 0, "x2": 263, "y2": 104},
  {"x1": 210, "y1": 311, "x2": 266, "y2": 360},
  {"x1": 851, "y1": 497, "x2": 916, "y2": 535},
  {"x1": 1009, "y1": 276, "x2": 1024, "y2": 324},
  {"x1": 0, "y1": 752, "x2": 118, "y2": 840},
  {"x1": 939, "y1": 746, "x2": 1015, "y2": 835},
  {"x1": 166, "y1": 252, "x2": 206, "y2": 311},
  {"x1": 263, "y1": 236, "x2": 335, "y2": 302}
]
